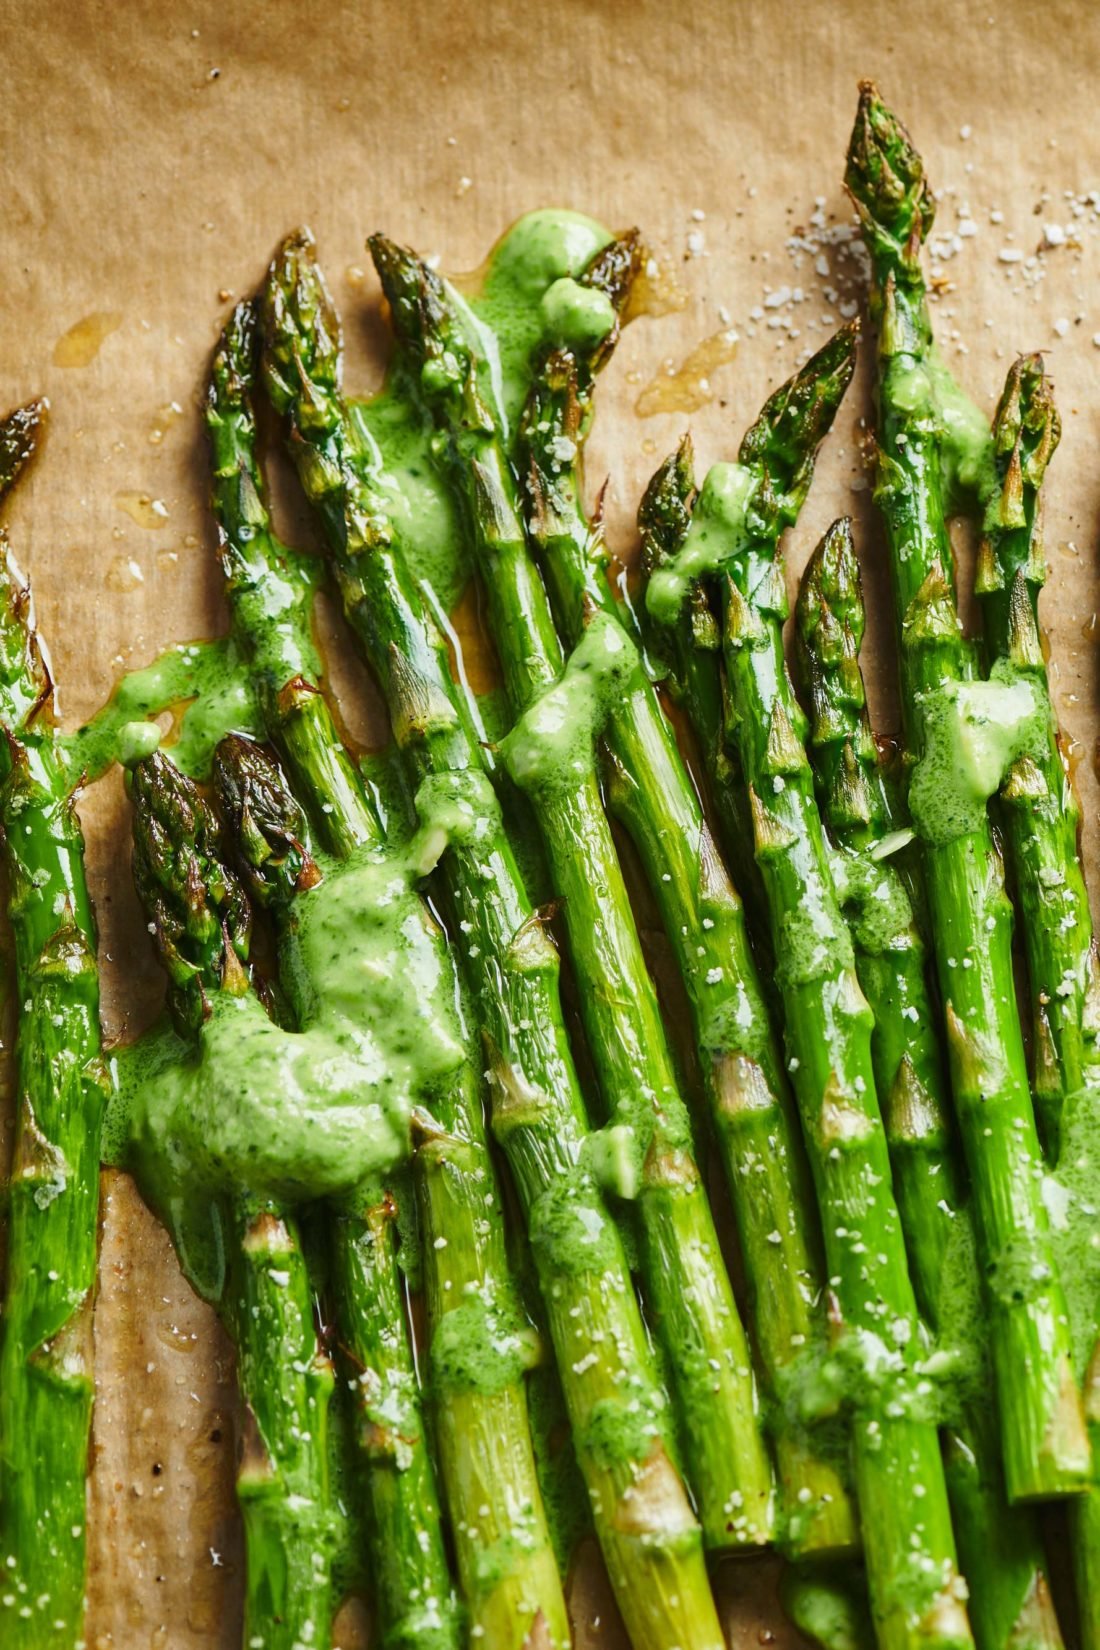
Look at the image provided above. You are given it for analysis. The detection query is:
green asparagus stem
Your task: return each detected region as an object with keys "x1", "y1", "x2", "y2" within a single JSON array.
[
  {"x1": 846, "y1": 81, "x2": 1090, "y2": 1503},
  {"x1": 514, "y1": 241, "x2": 855, "y2": 1558},
  {"x1": 127, "y1": 749, "x2": 335, "y2": 1650},
  {"x1": 209, "y1": 307, "x2": 458, "y2": 1650},
  {"x1": 207, "y1": 302, "x2": 372, "y2": 857},
  {"x1": 797, "y1": 518, "x2": 1064, "y2": 1650},
  {"x1": 0, "y1": 401, "x2": 107, "y2": 1649},
  {"x1": 977, "y1": 355, "x2": 1100, "y2": 1153},
  {"x1": 638, "y1": 435, "x2": 771, "y2": 947},
  {"x1": 208, "y1": 312, "x2": 567, "y2": 1649},
  {"x1": 369, "y1": 228, "x2": 776, "y2": 1554},
  {"x1": 978, "y1": 358, "x2": 1100, "y2": 1648},
  {"x1": 203, "y1": 742, "x2": 455, "y2": 1650},
  {"x1": 261, "y1": 227, "x2": 728, "y2": 1650},
  {"x1": 644, "y1": 332, "x2": 972, "y2": 1650}
]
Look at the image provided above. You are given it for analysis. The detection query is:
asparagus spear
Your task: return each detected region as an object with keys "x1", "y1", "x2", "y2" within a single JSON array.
[
  {"x1": 978, "y1": 357, "x2": 1100, "y2": 1646},
  {"x1": 512, "y1": 242, "x2": 855, "y2": 1558},
  {"x1": 0, "y1": 401, "x2": 108, "y2": 1650},
  {"x1": 368, "y1": 229, "x2": 776, "y2": 1554},
  {"x1": 209, "y1": 303, "x2": 567, "y2": 1643},
  {"x1": 643, "y1": 333, "x2": 972, "y2": 1650},
  {"x1": 208, "y1": 309, "x2": 566, "y2": 1649},
  {"x1": 976, "y1": 355, "x2": 1100, "y2": 1152},
  {"x1": 797, "y1": 518, "x2": 1064, "y2": 1650},
  {"x1": 126, "y1": 747, "x2": 336, "y2": 1650},
  {"x1": 846, "y1": 81, "x2": 1090, "y2": 1503},
  {"x1": 208, "y1": 305, "x2": 458, "y2": 1650},
  {"x1": 260, "y1": 227, "x2": 728, "y2": 1650},
  {"x1": 638, "y1": 434, "x2": 772, "y2": 949}
]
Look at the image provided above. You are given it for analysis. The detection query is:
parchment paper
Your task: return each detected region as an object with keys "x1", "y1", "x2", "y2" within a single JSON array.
[{"x1": 4, "y1": 1, "x2": 1100, "y2": 1644}]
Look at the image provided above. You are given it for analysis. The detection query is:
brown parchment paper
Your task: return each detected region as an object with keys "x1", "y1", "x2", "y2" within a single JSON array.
[{"x1": 4, "y1": 0, "x2": 1100, "y2": 1643}]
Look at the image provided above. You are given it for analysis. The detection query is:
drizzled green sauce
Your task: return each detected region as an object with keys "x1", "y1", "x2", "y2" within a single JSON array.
[
  {"x1": 885, "y1": 344, "x2": 994, "y2": 506},
  {"x1": 63, "y1": 638, "x2": 263, "y2": 781},
  {"x1": 501, "y1": 611, "x2": 637, "y2": 797},
  {"x1": 908, "y1": 663, "x2": 1044, "y2": 845},
  {"x1": 104, "y1": 837, "x2": 467, "y2": 1292},
  {"x1": 645, "y1": 460, "x2": 758, "y2": 623},
  {"x1": 68, "y1": 207, "x2": 1098, "y2": 1582}
]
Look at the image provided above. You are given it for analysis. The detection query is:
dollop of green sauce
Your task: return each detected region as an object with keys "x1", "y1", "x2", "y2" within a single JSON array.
[
  {"x1": 539, "y1": 277, "x2": 615, "y2": 353},
  {"x1": 908, "y1": 664, "x2": 1043, "y2": 845},
  {"x1": 502, "y1": 612, "x2": 637, "y2": 797},
  {"x1": 885, "y1": 344, "x2": 995, "y2": 505},
  {"x1": 430, "y1": 1296, "x2": 539, "y2": 1398},
  {"x1": 645, "y1": 461, "x2": 758, "y2": 624},
  {"x1": 832, "y1": 848, "x2": 916, "y2": 959},
  {"x1": 117, "y1": 719, "x2": 162, "y2": 766},
  {"x1": 472, "y1": 209, "x2": 612, "y2": 432},
  {"x1": 108, "y1": 840, "x2": 468, "y2": 1290}
]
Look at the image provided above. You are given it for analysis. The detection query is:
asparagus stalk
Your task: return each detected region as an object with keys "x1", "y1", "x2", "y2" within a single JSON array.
[
  {"x1": 208, "y1": 311, "x2": 566, "y2": 1649},
  {"x1": 208, "y1": 739, "x2": 457, "y2": 1650},
  {"x1": 209, "y1": 305, "x2": 458, "y2": 1650},
  {"x1": 513, "y1": 242, "x2": 855, "y2": 1558},
  {"x1": 797, "y1": 518, "x2": 1064, "y2": 1650},
  {"x1": 0, "y1": 401, "x2": 107, "y2": 1649},
  {"x1": 846, "y1": 81, "x2": 1090, "y2": 1503},
  {"x1": 638, "y1": 434, "x2": 771, "y2": 949},
  {"x1": 977, "y1": 357, "x2": 1100, "y2": 1646},
  {"x1": 368, "y1": 229, "x2": 776, "y2": 1554},
  {"x1": 795, "y1": 521, "x2": 958, "y2": 1312},
  {"x1": 643, "y1": 333, "x2": 972, "y2": 1650},
  {"x1": 207, "y1": 301, "x2": 372, "y2": 856},
  {"x1": 976, "y1": 355, "x2": 1100, "y2": 1151},
  {"x1": 126, "y1": 748, "x2": 336, "y2": 1650},
  {"x1": 260, "y1": 227, "x2": 728, "y2": 1650}
]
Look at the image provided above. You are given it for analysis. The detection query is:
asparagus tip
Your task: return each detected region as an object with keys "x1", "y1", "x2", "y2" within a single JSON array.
[
  {"x1": 993, "y1": 352, "x2": 1061, "y2": 486},
  {"x1": 367, "y1": 232, "x2": 427, "y2": 317},
  {"x1": 213, "y1": 731, "x2": 321, "y2": 909},
  {"x1": 129, "y1": 747, "x2": 252, "y2": 1033},
  {"x1": 261, "y1": 226, "x2": 341, "y2": 408},
  {"x1": 638, "y1": 435, "x2": 697, "y2": 571},
  {"x1": 739, "y1": 323, "x2": 858, "y2": 476},
  {"x1": 845, "y1": 82, "x2": 935, "y2": 268},
  {"x1": 799, "y1": 517, "x2": 862, "y2": 635},
  {"x1": 209, "y1": 298, "x2": 260, "y2": 416},
  {"x1": 367, "y1": 233, "x2": 457, "y2": 369},
  {"x1": 583, "y1": 227, "x2": 645, "y2": 318}
]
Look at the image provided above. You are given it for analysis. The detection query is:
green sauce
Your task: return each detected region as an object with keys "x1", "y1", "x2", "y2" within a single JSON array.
[
  {"x1": 908, "y1": 664, "x2": 1043, "y2": 845},
  {"x1": 471, "y1": 210, "x2": 612, "y2": 432},
  {"x1": 539, "y1": 277, "x2": 616, "y2": 354},
  {"x1": 644, "y1": 460, "x2": 758, "y2": 623},
  {"x1": 501, "y1": 611, "x2": 637, "y2": 797},
  {"x1": 63, "y1": 638, "x2": 262, "y2": 781},
  {"x1": 430, "y1": 1296, "x2": 538, "y2": 1398},
  {"x1": 833, "y1": 849, "x2": 918, "y2": 959},
  {"x1": 107, "y1": 837, "x2": 469, "y2": 1291},
  {"x1": 884, "y1": 344, "x2": 994, "y2": 507},
  {"x1": 350, "y1": 384, "x2": 470, "y2": 615}
]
